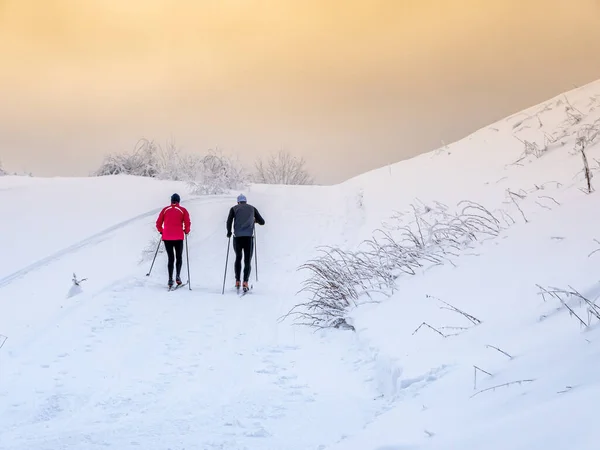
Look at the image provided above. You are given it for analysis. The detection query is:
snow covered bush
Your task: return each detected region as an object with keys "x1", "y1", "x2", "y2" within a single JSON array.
[
  {"x1": 153, "y1": 142, "x2": 248, "y2": 194},
  {"x1": 0, "y1": 160, "x2": 6, "y2": 176},
  {"x1": 254, "y1": 150, "x2": 313, "y2": 185},
  {"x1": 285, "y1": 200, "x2": 503, "y2": 329},
  {"x1": 185, "y1": 150, "x2": 248, "y2": 195},
  {"x1": 94, "y1": 139, "x2": 248, "y2": 195},
  {"x1": 284, "y1": 246, "x2": 396, "y2": 329},
  {"x1": 94, "y1": 139, "x2": 160, "y2": 177},
  {"x1": 153, "y1": 140, "x2": 200, "y2": 182}
]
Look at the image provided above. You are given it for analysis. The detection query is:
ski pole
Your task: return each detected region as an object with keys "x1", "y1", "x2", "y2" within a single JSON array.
[
  {"x1": 146, "y1": 237, "x2": 161, "y2": 276},
  {"x1": 222, "y1": 236, "x2": 231, "y2": 294},
  {"x1": 185, "y1": 234, "x2": 191, "y2": 290},
  {"x1": 253, "y1": 228, "x2": 258, "y2": 282}
]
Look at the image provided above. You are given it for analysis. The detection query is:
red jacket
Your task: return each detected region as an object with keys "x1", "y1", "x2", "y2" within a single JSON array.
[{"x1": 156, "y1": 203, "x2": 191, "y2": 241}]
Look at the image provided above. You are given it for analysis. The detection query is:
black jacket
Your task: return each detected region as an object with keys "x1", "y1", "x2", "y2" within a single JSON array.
[{"x1": 227, "y1": 203, "x2": 265, "y2": 237}]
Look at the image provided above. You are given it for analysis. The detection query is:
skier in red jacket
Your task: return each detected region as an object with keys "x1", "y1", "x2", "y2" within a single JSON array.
[{"x1": 155, "y1": 193, "x2": 191, "y2": 287}]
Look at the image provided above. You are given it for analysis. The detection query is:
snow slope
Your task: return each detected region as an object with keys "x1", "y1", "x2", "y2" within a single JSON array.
[
  {"x1": 1, "y1": 79, "x2": 600, "y2": 449},
  {"x1": 0, "y1": 176, "x2": 384, "y2": 450}
]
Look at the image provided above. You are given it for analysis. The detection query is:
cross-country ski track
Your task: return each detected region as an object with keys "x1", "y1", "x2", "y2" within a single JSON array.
[{"x1": 0, "y1": 195, "x2": 227, "y2": 289}]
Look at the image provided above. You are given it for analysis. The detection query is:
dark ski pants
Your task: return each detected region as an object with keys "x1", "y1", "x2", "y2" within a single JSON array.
[
  {"x1": 233, "y1": 236, "x2": 253, "y2": 282},
  {"x1": 164, "y1": 240, "x2": 184, "y2": 280}
]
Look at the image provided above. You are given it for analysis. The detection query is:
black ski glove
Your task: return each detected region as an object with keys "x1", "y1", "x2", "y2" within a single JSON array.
[{"x1": 227, "y1": 231, "x2": 232, "y2": 238}]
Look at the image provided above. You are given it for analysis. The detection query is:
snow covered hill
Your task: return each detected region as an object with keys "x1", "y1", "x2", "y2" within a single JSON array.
[{"x1": 2, "y1": 79, "x2": 600, "y2": 449}]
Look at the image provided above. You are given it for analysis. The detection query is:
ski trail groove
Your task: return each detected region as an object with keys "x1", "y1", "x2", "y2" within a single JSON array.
[{"x1": 0, "y1": 196, "x2": 224, "y2": 289}]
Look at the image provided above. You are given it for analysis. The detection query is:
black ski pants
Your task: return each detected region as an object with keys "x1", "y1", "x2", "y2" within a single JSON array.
[
  {"x1": 233, "y1": 236, "x2": 253, "y2": 282},
  {"x1": 164, "y1": 240, "x2": 184, "y2": 279}
]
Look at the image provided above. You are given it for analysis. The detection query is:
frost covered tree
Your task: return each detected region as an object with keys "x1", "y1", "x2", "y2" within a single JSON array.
[
  {"x1": 93, "y1": 138, "x2": 248, "y2": 194},
  {"x1": 93, "y1": 138, "x2": 159, "y2": 177},
  {"x1": 254, "y1": 150, "x2": 313, "y2": 185},
  {"x1": 185, "y1": 149, "x2": 249, "y2": 195}
]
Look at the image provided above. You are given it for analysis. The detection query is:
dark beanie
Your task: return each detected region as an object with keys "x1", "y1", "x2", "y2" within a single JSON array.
[{"x1": 171, "y1": 193, "x2": 180, "y2": 203}]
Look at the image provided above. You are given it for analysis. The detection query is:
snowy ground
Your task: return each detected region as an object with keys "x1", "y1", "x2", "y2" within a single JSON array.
[{"x1": 2, "y1": 80, "x2": 600, "y2": 449}]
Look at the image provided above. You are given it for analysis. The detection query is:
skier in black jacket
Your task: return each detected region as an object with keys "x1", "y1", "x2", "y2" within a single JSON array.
[{"x1": 226, "y1": 194, "x2": 265, "y2": 291}]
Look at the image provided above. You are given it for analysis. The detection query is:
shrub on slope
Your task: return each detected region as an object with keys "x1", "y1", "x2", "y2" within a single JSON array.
[{"x1": 283, "y1": 200, "x2": 503, "y2": 329}]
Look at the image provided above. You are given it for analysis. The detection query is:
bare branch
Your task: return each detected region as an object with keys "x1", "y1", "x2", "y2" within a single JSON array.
[
  {"x1": 536, "y1": 284, "x2": 599, "y2": 327},
  {"x1": 485, "y1": 345, "x2": 513, "y2": 359},
  {"x1": 537, "y1": 195, "x2": 560, "y2": 205},
  {"x1": 412, "y1": 322, "x2": 446, "y2": 338},
  {"x1": 473, "y1": 365, "x2": 493, "y2": 390},
  {"x1": 470, "y1": 379, "x2": 535, "y2": 398},
  {"x1": 426, "y1": 294, "x2": 481, "y2": 325},
  {"x1": 588, "y1": 239, "x2": 600, "y2": 258},
  {"x1": 505, "y1": 189, "x2": 528, "y2": 223}
]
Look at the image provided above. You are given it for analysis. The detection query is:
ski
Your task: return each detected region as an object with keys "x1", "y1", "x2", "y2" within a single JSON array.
[
  {"x1": 238, "y1": 285, "x2": 253, "y2": 296},
  {"x1": 231, "y1": 286, "x2": 252, "y2": 296},
  {"x1": 168, "y1": 281, "x2": 188, "y2": 291}
]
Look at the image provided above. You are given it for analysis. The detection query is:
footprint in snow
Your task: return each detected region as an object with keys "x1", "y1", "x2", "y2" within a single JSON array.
[
  {"x1": 224, "y1": 419, "x2": 245, "y2": 428},
  {"x1": 255, "y1": 367, "x2": 277, "y2": 374},
  {"x1": 274, "y1": 375, "x2": 298, "y2": 386},
  {"x1": 33, "y1": 394, "x2": 65, "y2": 423},
  {"x1": 244, "y1": 425, "x2": 271, "y2": 438}
]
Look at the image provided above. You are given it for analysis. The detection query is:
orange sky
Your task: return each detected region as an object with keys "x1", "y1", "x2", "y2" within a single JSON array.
[{"x1": 1, "y1": 0, "x2": 600, "y2": 182}]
